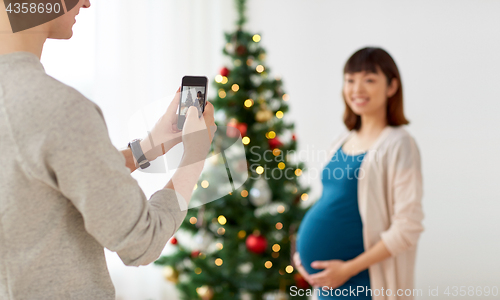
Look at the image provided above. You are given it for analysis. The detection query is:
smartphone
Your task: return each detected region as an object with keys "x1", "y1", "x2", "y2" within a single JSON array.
[{"x1": 177, "y1": 76, "x2": 208, "y2": 130}]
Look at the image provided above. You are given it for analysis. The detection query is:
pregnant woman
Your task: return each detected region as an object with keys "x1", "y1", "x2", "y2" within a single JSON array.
[{"x1": 294, "y1": 47, "x2": 424, "y2": 300}]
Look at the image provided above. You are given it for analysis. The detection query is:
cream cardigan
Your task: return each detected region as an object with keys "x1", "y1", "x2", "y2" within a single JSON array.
[{"x1": 325, "y1": 125, "x2": 424, "y2": 300}]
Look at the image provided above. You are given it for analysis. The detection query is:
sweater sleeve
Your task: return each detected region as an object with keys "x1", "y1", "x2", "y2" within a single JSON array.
[
  {"x1": 40, "y1": 97, "x2": 188, "y2": 266},
  {"x1": 380, "y1": 135, "x2": 425, "y2": 256}
]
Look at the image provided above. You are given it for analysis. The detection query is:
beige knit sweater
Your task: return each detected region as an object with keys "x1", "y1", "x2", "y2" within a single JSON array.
[{"x1": 0, "y1": 51, "x2": 187, "y2": 300}]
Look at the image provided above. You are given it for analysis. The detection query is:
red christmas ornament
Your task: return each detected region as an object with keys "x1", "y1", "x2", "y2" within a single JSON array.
[
  {"x1": 294, "y1": 273, "x2": 310, "y2": 289},
  {"x1": 268, "y1": 137, "x2": 283, "y2": 149},
  {"x1": 292, "y1": 134, "x2": 297, "y2": 141},
  {"x1": 236, "y1": 45, "x2": 247, "y2": 56},
  {"x1": 220, "y1": 67, "x2": 230, "y2": 77},
  {"x1": 293, "y1": 193, "x2": 301, "y2": 205},
  {"x1": 245, "y1": 234, "x2": 267, "y2": 254},
  {"x1": 226, "y1": 126, "x2": 239, "y2": 138},
  {"x1": 236, "y1": 122, "x2": 248, "y2": 137},
  {"x1": 191, "y1": 250, "x2": 200, "y2": 258},
  {"x1": 227, "y1": 121, "x2": 248, "y2": 138},
  {"x1": 170, "y1": 237, "x2": 178, "y2": 245}
]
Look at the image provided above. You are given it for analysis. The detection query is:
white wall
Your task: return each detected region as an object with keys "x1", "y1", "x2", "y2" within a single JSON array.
[{"x1": 41, "y1": 0, "x2": 500, "y2": 299}]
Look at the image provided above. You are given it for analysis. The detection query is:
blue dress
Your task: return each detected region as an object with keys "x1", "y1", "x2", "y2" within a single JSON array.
[{"x1": 296, "y1": 145, "x2": 371, "y2": 299}]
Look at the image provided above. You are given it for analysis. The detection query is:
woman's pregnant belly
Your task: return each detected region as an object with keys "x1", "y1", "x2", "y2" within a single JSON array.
[{"x1": 296, "y1": 194, "x2": 365, "y2": 275}]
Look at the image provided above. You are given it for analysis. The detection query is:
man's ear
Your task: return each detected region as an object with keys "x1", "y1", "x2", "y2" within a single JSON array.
[{"x1": 387, "y1": 78, "x2": 399, "y2": 98}]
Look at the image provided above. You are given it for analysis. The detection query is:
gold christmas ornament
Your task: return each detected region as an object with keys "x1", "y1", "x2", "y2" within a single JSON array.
[
  {"x1": 276, "y1": 295, "x2": 287, "y2": 300},
  {"x1": 265, "y1": 290, "x2": 288, "y2": 300},
  {"x1": 162, "y1": 266, "x2": 179, "y2": 283},
  {"x1": 196, "y1": 285, "x2": 215, "y2": 300},
  {"x1": 256, "y1": 103, "x2": 273, "y2": 122}
]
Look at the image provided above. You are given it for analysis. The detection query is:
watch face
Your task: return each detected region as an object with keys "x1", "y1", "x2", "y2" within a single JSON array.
[{"x1": 129, "y1": 139, "x2": 140, "y2": 147}]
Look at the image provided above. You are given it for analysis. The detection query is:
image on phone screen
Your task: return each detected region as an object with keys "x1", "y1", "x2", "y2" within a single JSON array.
[{"x1": 179, "y1": 86, "x2": 206, "y2": 116}]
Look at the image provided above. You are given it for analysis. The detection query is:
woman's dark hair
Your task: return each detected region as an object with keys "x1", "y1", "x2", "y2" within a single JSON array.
[{"x1": 342, "y1": 47, "x2": 409, "y2": 130}]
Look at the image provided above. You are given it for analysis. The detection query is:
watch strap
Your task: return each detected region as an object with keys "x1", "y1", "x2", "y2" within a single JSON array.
[{"x1": 128, "y1": 139, "x2": 150, "y2": 169}]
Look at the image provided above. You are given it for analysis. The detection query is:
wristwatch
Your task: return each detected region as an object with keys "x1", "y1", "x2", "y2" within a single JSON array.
[{"x1": 128, "y1": 139, "x2": 150, "y2": 169}]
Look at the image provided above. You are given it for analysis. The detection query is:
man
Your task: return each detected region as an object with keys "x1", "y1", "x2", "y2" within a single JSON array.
[{"x1": 0, "y1": 0, "x2": 216, "y2": 299}]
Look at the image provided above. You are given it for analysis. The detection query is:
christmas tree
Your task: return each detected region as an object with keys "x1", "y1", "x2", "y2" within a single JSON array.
[{"x1": 155, "y1": 1, "x2": 311, "y2": 299}]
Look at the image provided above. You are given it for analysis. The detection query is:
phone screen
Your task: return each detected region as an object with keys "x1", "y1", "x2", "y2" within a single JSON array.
[
  {"x1": 179, "y1": 86, "x2": 206, "y2": 116},
  {"x1": 177, "y1": 76, "x2": 208, "y2": 130}
]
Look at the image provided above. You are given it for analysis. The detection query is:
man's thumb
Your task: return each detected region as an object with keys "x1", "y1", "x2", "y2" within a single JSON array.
[{"x1": 185, "y1": 106, "x2": 199, "y2": 120}]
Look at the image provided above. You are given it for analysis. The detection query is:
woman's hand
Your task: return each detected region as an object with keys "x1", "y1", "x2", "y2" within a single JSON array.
[
  {"x1": 140, "y1": 88, "x2": 183, "y2": 161},
  {"x1": 308, "y1": 259, "x2": 357, "y2": 289},
  {"x1": 293, "y1": 252, "x2": 316, "y2": 287}
]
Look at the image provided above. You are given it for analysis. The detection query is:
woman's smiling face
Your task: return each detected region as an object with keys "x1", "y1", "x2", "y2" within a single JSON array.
[{"x1": 343, "y1": 66, "x2": 398, "y2": 117}]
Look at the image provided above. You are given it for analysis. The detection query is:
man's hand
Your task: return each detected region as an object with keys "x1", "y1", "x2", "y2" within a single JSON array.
[
  {"x1": 140, "y1": 88, "x2": 183, "y2": 161},
  {"x1": 181, "y1": 101, "x2": 216, "y2": 164},
  {"x1": 164, "y1": 100, "x2": 216, "y2": 205}
]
